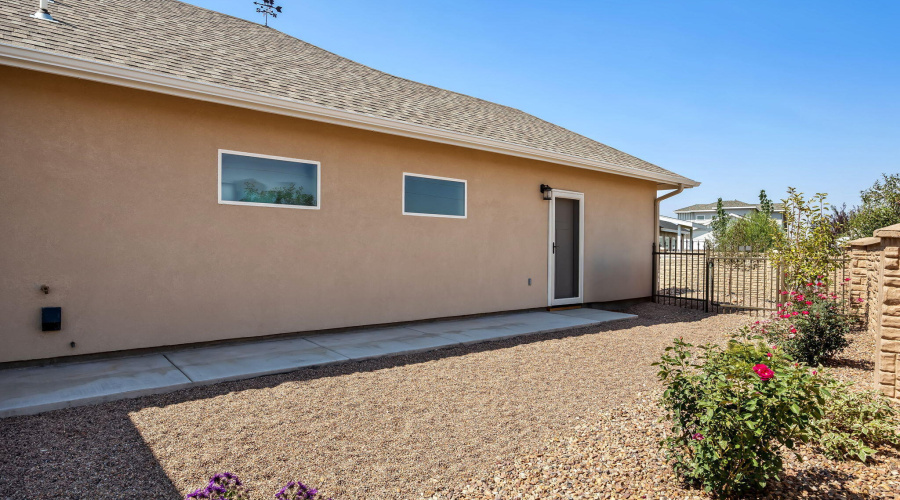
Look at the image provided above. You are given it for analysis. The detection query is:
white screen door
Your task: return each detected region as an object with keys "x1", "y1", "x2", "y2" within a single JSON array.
[{"x1": 548, "y1": 190, "x2": 585, "y2": 306}]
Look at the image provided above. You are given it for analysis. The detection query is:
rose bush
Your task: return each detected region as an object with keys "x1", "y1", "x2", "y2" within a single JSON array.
[
  {"x1": 751, "y1": 280, "x2": 852, "y2": 366},
  {"x1": 655, "y1": 337, "x2": 828, "y2": 496}
]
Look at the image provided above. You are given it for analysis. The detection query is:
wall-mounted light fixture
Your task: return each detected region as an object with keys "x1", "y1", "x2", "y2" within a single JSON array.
[{"x1": 540, "y1": 184, "x2": 553, "y2": 201}]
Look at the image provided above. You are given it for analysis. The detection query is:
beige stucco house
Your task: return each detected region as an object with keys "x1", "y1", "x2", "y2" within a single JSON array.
[{"x1": 0, "y1": 0, "x2": 698, "y2": 364}]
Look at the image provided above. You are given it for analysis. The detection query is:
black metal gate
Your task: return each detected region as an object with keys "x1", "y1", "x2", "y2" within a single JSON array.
[{"x1": 652, "y1": 246, "x2": 849, "y2": 316}]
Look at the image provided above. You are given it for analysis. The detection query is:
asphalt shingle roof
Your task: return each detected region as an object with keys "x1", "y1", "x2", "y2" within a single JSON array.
[{"x1": 0, "y1": 0, "x2": 696, "y2": 184}]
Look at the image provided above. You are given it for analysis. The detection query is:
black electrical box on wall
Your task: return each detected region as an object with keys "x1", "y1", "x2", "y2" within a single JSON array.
[{"x1": 41, "y1": 307, "x2": 62, "y2": 331}]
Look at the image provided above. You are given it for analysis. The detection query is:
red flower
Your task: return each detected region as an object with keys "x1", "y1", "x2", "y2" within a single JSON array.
[
  {"x1": 844, "y1": 277, "x2": 851, "y2": 282},
  {"x1": 805, "y1": 301, "x2": 813, "y2": 305},
  {"x1": 801, "y1": 311, "x2": 810, "y2": 315},
  {"x1": 766, "y1": 352, "x2": 773, "y2": 358},
  {"x1": 753, "y1": 364, "x2": 774, "y2": 381}
]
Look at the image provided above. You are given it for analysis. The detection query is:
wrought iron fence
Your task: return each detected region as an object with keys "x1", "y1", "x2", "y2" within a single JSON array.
[{"x1": 652, "y1": 246, "x2": 850, "y2": 317}]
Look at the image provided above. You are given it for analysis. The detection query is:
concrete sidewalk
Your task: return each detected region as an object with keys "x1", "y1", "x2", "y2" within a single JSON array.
[{"x1": 0, "y1": 308, "x2": 635, "y2": 418}]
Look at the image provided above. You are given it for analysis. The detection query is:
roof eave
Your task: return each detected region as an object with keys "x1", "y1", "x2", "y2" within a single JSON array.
[{"x1": 0, "y1": 43, "x2": 700, "y2": 188}]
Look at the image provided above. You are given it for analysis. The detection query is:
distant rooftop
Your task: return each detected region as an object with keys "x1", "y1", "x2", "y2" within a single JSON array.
[{"x1": 675, "y1": 200, "x2": 784, "y2": 213}]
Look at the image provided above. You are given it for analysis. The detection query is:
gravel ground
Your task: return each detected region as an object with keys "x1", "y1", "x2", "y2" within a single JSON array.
[
  {"x1": 433, "y1": 317, "x2": 900, "y2": 500},
  {"x1": 0, "y1": 303, "x2": 892, "y2": 499}
]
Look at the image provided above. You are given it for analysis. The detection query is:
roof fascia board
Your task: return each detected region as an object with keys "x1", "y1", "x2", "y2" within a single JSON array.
[{"x1": 0, "y1": 43, "x2": 699, "y2": 187}]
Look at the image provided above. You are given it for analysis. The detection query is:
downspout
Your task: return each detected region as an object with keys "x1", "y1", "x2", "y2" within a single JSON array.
[
  {"x1": 655, "y1": 184, "x2": 685, "y2": 246},
  {"x1": 653, "y1": 184, "x2": 685, "y2": 301}
]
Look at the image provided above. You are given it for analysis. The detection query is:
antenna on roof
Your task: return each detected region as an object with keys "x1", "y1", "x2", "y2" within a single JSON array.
[{"x1": 32, "y1": 0, "x2": 56, "y2": 22}]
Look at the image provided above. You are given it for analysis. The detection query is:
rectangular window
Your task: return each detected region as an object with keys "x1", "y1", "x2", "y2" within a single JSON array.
[
  {"x1": 219, "y1": 150, "x2": 320, "y2": 209},
  {"x1": 695, "y1": 215, "x2": 705, "y2": 220},
  {"x1": 402, "y1": 173, "x2": 466, "y2": 218}
]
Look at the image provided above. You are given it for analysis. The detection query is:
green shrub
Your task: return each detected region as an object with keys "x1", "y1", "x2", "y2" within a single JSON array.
[
  {"x1": 654, "y1": 338, "x2": 827, "y2": 496},
  {"x1": 817, "y1": 382, "x2": 900, "y2": 462},
  {"x1": 769, "y1": 188, "x2": 842, "y2": 290},
  {"x1": 755, "y1": 282, "x2": 852, "y2": 366}
]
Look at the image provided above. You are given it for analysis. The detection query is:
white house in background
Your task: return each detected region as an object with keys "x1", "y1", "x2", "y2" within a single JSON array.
[
  {"x1": 668, "y1": 200, "x2": 785, "y2": 249},
  {"x1": 674, "y1": 200, "x2": 784, "y2": 223},
  {"x1": 658, "y1": 215, "x2": 694, "y2": 250}
]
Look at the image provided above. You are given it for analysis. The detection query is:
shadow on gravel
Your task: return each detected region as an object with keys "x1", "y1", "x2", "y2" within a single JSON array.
[
  {"x1": 825, "y1": 357, "x2": 875, "y2": 372},
  {"x1": 0, "y1": 302, "x2": 713, "y2": 498},
  {"x1": 0, "y1": 408, "x2": 181, "y2": 498},
  {"x1": 761, "y1": 467, "x2": 878, "y2": 500}
]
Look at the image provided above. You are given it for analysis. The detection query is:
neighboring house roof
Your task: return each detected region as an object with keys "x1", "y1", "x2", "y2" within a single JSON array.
[
  {"x1": 659, "y1": 215, "x2": 695, "y2": 228},
  {"x1": 674, "y1": 200, "x2": 784, "y2": 213},
  {"x1": 0, "y1": 0, "x2": 698, "y2": 187}
]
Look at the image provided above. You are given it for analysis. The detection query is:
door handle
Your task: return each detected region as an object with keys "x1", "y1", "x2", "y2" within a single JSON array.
[{"x1": 552, "y1": 242, "x2": 557, "y2": 254}]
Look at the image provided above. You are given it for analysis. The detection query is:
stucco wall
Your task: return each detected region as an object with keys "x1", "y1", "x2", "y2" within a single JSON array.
[{"x1": 0, "y1": 66, "x2": 657, "y2": 363}]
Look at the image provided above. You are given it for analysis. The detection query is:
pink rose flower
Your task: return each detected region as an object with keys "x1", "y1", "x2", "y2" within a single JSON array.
[
  {"x1": 692, "y1": 433, "x2": 704, "y2": 441},
  {"x1": 801, "y1": 311, "x2": 810, "y2": 315},
  {"x1": 753, "y1": 364, "x2": 774, "y2": 381},
  {"x1": 766, "y1": 352, "x2": 773, "y2": 358}
]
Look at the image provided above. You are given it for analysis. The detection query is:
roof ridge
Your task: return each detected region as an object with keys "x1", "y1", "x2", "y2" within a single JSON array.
[{"x1": 0, "y1": 0, "x2": 696, "y2": 184}]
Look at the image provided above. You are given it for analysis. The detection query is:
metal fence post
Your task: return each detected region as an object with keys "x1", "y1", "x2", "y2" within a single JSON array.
[
  {"x1": 704, "y1": 248, "x2": 712, "y2": 313},
  {"x1": 651, "y1": 243, "x2": 658, "y2": 304}
]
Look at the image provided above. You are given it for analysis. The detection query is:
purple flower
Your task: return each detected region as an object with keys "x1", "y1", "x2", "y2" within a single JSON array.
[
  {"x1": 275, "y1": 480, "x2": 321, "y2": 500},
  {"x1": 185, "y1": 472, "x2": 248, "y2": 500},
  {"x1": 691, "y1": 432, "x2": 704, "y2": 441}
]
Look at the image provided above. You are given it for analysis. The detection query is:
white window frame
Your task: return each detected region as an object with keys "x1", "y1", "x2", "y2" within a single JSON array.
[
  {"x1": 402, "y1": 172, "x2": 467, "y2": 219},
  {"x1": 218, "y1": 149, "x2": 321, "y2": 210}
]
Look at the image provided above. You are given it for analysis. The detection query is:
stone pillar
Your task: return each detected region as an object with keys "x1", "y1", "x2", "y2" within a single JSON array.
[
  {"x1": 846, "y1": 224, "x2": 900, "y2": 401},
  {"x1": 875, "y1": 228, "x2": 900, "y2": 400}
]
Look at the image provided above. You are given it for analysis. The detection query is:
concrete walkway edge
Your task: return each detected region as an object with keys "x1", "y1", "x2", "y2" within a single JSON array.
[{"x1": 0, "y1": 308, "x2": 636, "y2": 418}]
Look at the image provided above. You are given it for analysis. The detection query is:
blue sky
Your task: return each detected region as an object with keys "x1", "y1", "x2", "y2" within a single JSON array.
[{"x1": 185, "y1": 0, "x2": 899, "y2": 215}]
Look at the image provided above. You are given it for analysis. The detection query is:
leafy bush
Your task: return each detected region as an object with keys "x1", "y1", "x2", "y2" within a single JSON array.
[
  {"x1": 769, "y1": 188, "x2": 842, "y2": 290},
  {"x1": 846, "y1": 174, "x2": 900, "y2": 239},
  {"x1": 709, "y1": 191, "x2": 783, "y2": 252},
  {"x1": 755, "y1": 281, "x2": 852, "y2": 365},
  {"x1": 817, "y1": 382, "x2": 900, "y2": 462},
  {"x1": 654, "y1": 338, "x2": 827, "y2": 496},
  {"x1": 185, "y1": 474, "x2": 331, "y2": 500}
]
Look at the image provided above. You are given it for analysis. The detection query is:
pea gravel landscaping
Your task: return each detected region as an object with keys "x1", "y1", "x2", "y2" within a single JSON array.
[{"x1": 0, "y1": 303, "x2": 895, "y2": 499}]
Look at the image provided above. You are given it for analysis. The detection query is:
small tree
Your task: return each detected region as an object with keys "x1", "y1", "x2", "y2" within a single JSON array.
[
  {"x1": 254, "y1": 0, "x2": 283, "y2": 26},
  {"x1": 711, "y1": 192, "x2": 782, "y2": 252},
  {"x1": 769, "y1": 188, "x2": 841, "y2": 290},
  {"x1": 830, "y1": 203, "x2": 854, "y2": 238},
  {"x1": 845, "y1": 174, "x2": 900, "y2": 239},
  {"x1": 710, "y1": 198, "x2": 729, "y2": 246}
]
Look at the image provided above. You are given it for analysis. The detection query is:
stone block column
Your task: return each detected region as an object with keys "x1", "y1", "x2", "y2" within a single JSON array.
[{"x1": 864, "y1": 226, "x2": 900, "y2": 401}]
